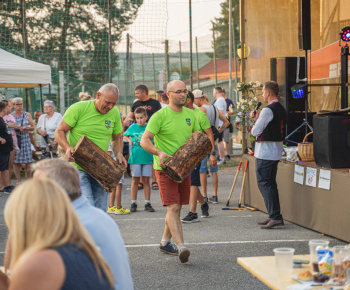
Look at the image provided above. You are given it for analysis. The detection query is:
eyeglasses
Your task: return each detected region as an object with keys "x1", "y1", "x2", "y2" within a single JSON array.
[
  {"x1": 14, "y1": 103, "x2": 23, "y2": 106},
  {"x1": 168, "y1": 90, "x2": 188, "y2": 95}
]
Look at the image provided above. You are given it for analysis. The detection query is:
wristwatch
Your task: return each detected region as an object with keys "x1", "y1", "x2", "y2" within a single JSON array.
[{"x1": 210, "y1": 152, "x2": 216, "y2": 156}]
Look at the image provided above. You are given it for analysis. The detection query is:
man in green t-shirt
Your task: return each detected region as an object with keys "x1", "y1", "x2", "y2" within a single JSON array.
[
  {"x1": 55, "y1": 83, "x2": 126, "y2": 211},
  {"x1": 181, "y1": 91, "x2": 216, "y2": 224},
  {"x1": 141, "y1": 80, "x2": 200, "y2": 264}
]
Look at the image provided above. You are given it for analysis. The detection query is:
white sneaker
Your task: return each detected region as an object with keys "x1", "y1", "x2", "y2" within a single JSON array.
[{"x1": 217, "y1": 158, "x2": 226, "y2": 165}]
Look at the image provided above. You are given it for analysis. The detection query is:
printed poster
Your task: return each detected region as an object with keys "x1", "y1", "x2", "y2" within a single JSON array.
[
  {"x1": 318, "y1": 169, "x2": 331, "y2": 190},
  {"x1": 306, "y1": 167, "x2": 317, "y2": 187},
  {"x1": 294, "y1": 165, "x2": 304, "y2": 185}
]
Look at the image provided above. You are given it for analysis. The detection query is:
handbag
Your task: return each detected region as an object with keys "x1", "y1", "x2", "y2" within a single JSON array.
[
  {"x1": 14, "y1": 113, "x2": 24, "y2": 150},
  {"x1": 211, "y1": 105, "x2": 220, "y2": 140}
]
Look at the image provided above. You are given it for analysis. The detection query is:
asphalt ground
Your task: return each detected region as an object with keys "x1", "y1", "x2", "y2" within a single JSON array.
[{"x1": 0, "y1": 161, "x2": 347, "y2": 290}]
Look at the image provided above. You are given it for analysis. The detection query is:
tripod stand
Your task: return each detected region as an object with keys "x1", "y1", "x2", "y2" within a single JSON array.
[{"x1": 285, "y1": 118, "x2": 313, "y2": 145}]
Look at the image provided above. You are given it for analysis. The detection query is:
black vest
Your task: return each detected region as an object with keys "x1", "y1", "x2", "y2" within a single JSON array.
[{"x1": 256, "y1": 102, "x2": 286, "y2": 142}]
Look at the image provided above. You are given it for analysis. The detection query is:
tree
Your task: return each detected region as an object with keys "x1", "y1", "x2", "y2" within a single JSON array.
[
  {"x1": 170, "y1": 64, "x2": 191, "y2": 79},
  {"x1": 208, "y1": 0, "x2": 239, "y2": 59},
  {"x1": 0, "y1": 0, "x2": 143, "y2": 83}
]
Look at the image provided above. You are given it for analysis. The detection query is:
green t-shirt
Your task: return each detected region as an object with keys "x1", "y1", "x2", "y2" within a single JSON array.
[
  {"x1": 146, "y1": 106, "x2": 200, "y2": 170},
  {"x1": 123, "y1": 123, "x2": 153, "y2": 165},
  {"x1": 63, "y1": 100, "x2": 123, "y2": 170},
  {"x1": 193, "y1": 107, "x2": 211, "y2": 133}
]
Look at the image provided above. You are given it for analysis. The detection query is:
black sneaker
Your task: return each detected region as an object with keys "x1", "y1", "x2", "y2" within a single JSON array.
[
  {"x1": 201, "y1": 202, "x2": 209, "y2": 218},
  {"x1": 209, "y1": 196, "x2": 218, "y2": 204},
  {"x1": 3, "y1": 185, "x2": 14, "y2": 194},
  {"x1": 203, "y1": 197, "x2": 208, "y2": 203},
  {"x1": 144, "y1": 203, "x2": 155, "y2": 212},
  {"x1": 130, "y1": 203, "x2": 137, "y2": 212},
  {"x1": 225, "y1": 155, "x2": 231, "y2": 161},
  {"x1": 181, "y1": 212, "x2": 199, "y2": 223},
  {"x1": 159, "y1": 242, "x2": 178, "y2": 256}
]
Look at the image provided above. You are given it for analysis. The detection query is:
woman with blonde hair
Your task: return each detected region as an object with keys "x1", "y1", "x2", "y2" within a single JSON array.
[
  {"x1": 79, "y1": 92, "x2": 93, "y2": 101},
  {"x1": 1, "y1": 178, "x2": 114, "y2": 289}
]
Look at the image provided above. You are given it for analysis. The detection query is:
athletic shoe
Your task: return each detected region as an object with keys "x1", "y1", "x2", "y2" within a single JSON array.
[
  {"x1": 107, "y1": 206, "x2": 117, "y2": 213},
  {"x1": 178, "y1": 247, "x2": 190, "y2": 263},
  {"x1": 144, "y1": 203, "x2": 155, "y2": 212},
  {"x1": 209, "y1": 196, "x2": 218, "y2": 204},
  {"x1": 159, "y1": 242, "x2": 178, "y2": 256},
  {"x1": 225, "y1": 155, "x2": 231, "y2": 161},
  {"x1": 3, "y1": 185, "x2": 15, "y2": 194},
  {"x1": 201, "y1": 202, "x2": 209, "y2": 218},
  {"x1": 203, "y1": 197, "x2": 209, "y2": 203},
  {"x1": 217, "y1": 158, "x2": 226, "y2": 165},
  {"x1": 130, "y1": 203, "x2": 137, "y2": 212},
  {"x1": 181, "y1": 212, "x2": 199, "y2": 223},
  {"x1": 114, "y1": 206, "x2": 131, "y2": 215}
]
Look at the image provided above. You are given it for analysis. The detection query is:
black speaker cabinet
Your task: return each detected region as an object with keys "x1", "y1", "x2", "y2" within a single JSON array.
[
  {"x1": 298, "y1": 0, "x2": 311, "y2": 51},
  {"x1": 270, "y1": 57, "x2": 306, "y2": 112},
  {"x1": 313, "y1": 114, "x2": 350, "y2": 168}
]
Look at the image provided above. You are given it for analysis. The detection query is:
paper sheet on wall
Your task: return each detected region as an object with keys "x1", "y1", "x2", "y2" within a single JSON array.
[
  {"x1": 318, "y1": 169, "x2": 331, "y2": 190},
  {"x1": 294, "y1": 165, "x2": 304, "y2": 185},
  {"x1": 306, "y1": 167, "x2": 317, "y2": 187}
]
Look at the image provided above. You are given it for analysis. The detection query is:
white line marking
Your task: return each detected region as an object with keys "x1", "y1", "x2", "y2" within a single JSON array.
[
  {"x1": 125, "y1": 239, "x2": 310, "y2": 248},
  {"x1": 115, "y1": 216, "x2": 253, "y2": 222},
  {"x1": 114, "y1": 218, "x2": 165, "y2": 221}
]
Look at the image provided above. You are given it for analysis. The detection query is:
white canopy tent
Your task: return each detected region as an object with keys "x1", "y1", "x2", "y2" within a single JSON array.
[
  {"x1": 0, "y1": 48, "x2": 51, "y2": 111},
  {"x1": 0, "y1": 48, "x2": 51, "y2": 88}
]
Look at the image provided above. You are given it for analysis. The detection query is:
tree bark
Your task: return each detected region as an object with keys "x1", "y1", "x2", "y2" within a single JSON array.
[
  {"x1": 72, "y1": 135, "x2": 126, "y2": 192},
  {"x1": 163, "y1": 131, "x2": 212, "y2": 183}
]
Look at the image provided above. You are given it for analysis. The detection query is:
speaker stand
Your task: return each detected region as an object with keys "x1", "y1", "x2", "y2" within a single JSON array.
[{"x1": 285, "y1": 119, "x2": 313, "y2": 145}]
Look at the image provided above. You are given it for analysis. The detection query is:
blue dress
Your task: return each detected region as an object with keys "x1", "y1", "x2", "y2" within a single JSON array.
[{"x1": 55, "y1": 244, "x2": 111, "y2": 290}]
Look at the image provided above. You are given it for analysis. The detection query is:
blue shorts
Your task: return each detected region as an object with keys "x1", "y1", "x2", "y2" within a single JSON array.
[
  {"x1": 199, "y1": 155, "x2": 218, "y2": 173},
  {"x1": 190, "y1": 165, "x2": 201, "y2": 186},
  {"x1": 132, "y1": 164, "x2": 152, "y2": 177}
]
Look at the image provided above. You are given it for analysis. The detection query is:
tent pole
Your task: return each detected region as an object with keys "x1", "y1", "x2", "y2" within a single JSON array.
[
  {"x1": 49, "y1": 84, "x2": 51, "y2": 100},
  {"x1": 25, "y1": 88, "x2": 29, "y2": 113},
  {"x1": 40, "y1": 84, "x2": 43, "y2": 112}
]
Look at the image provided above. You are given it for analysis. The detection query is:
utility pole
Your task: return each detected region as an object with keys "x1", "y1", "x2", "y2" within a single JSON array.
[
  {"x1": 189, "y1": 0, "x2": 193, "y2": 90},
  {"x1": 229, "y1": 0, "x2": 232, "y2": 100}
]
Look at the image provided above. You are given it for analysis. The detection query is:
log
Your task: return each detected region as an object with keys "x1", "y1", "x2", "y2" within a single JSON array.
[
  {"x1": 72, "y1": 135, "x2": 126, "y2": 192},
  {"x1": 163, "y1": 131, "x2": 212, "y2": 183}
]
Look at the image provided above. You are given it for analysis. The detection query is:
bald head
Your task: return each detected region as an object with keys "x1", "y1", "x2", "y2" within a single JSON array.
[
  {"x1": 98, "y1": 83, "x2": 119, "y2": 96},
  {"x1": 167, "y1": 80, "x2": 185, "y2": 92}
]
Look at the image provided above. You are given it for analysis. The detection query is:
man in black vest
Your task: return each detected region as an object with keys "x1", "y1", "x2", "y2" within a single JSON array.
[{"x1": 250, "y1": 81, "x2": 286, "y2": 229}]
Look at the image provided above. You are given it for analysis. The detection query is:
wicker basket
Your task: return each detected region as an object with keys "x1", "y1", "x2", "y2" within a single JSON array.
[{"x1": 298, "y1": 132, "x2": 314, "y2": 162}]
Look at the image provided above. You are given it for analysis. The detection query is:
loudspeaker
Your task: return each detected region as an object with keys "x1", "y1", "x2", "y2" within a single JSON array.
[
  {"x1": 270, "y1": 57, "x2": 306, "y2": 112},
  {"x1": 313, "y1": 114, "x2": 350, "y2": 168},
  {"x1": 298, "y1": 0, "x2": 311, "y2": 51}
]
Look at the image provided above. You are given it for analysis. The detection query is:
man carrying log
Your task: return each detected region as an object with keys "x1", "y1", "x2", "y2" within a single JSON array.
[
  {"x1": 55, "y1": 83, "x2": 126, "y2": 211},
  {"x1": 140, "y1": 80, "x2": 200, "y2": 264}
]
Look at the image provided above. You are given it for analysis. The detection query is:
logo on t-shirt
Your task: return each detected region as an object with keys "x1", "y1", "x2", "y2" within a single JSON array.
[
  {"x1": 186, "y1": 118, "x2": 191, "y2": 126},
  {"x1": 105, "y1": 120, "x2": 111, "y2": 129}
]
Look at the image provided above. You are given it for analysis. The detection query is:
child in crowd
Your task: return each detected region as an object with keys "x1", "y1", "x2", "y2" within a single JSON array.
[{"x1": 123, "y1": 107, "x2": 155, "y2": 212}]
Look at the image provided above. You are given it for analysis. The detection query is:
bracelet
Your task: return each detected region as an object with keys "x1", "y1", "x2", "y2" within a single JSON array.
[{"x1": 210, "y1": 152, "x2": 216, "y2": 156}]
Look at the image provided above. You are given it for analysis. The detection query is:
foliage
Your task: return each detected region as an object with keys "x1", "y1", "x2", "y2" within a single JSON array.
[
  {"x1": 207, "y1": 0, "x2": 240, "y2": 59},
  {"x1": 0, "y1": 0, "x2": 143, "y2": 83},
  {"x1": 232, "y1": 81, "x2": 262, "y2": 137},
  {"x1": 170, "y1": 64, "x2": 191, "y2": 79}
]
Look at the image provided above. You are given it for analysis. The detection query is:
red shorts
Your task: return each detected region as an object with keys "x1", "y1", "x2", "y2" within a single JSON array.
[{"x1": 155, "y1": 170, "x2": 191, "y2": 206}]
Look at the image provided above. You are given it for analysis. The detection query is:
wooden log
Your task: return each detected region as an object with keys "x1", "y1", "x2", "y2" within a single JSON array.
[
  {"x1": 72, "y1": 135, "x2": 126, "y2": 192},
  {"x1": 163, "y1": 131, "x2": 212, "y2": 183}
]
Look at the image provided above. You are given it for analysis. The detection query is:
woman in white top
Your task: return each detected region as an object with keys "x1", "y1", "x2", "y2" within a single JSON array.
[{"x1": 37, "y1": 100, "x2": 62, "y2": 158}]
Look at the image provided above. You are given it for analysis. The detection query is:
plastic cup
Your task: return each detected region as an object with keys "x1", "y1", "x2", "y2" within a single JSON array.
[
  {"x1": 273, "y1": 248, "x2": 295, "y2": 282},
  {"x1": 308, "y1": 240, "x2": 329, "y2": 272}
]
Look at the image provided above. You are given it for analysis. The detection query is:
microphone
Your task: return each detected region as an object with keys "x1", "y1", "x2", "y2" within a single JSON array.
[{"x1": 253, "y1": 102, "x2": 262, "y2": 117}]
